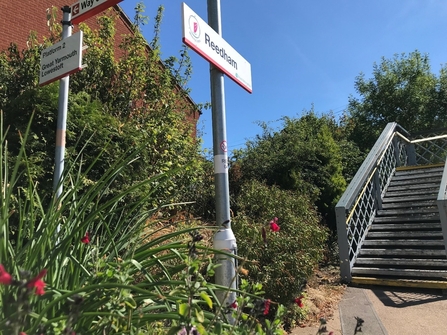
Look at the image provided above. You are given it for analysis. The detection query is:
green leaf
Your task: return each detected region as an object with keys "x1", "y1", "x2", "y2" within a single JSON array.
[
  {"x1": 196, "y1": 324, "x2": 207, "y2": 334},
  {"x1": 200, "y1": 291, "x2": 213, "y2": 309},
  {"x1": 130, "y1": 259, "x2": 142, "y2": 270},
  {"x1": 178, "y1": 303, "x2": 189, "y2": 317},
  {"x1": 194, "y1": 307, "x2": 205, "y2": 323},
  {"x1": 213, "y1": 322, "x2": 222, "y2": 335}
]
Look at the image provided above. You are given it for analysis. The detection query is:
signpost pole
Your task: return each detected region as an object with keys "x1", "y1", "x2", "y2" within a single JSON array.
[
  {"x1": 53, "y1": 6, "x2": 72, "y2": 200},
  {"x1": 207, "y1": 0, "x2": 237, "y2": 320}
]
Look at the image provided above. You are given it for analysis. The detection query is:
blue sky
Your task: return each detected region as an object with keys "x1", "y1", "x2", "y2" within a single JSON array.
[{"x1": 119, "y1": 1, "x2": 447, "y2": 153}]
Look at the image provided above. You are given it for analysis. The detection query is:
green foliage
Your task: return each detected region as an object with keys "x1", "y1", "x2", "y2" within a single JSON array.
[
  {"x1": 0, "y1": 117, "x2": 285, "y2": 335},
  {"x1": 347, "y1": 50, "x2": 447, "y2": 151},
  {"x1": 233, "y1": 179, "x2": 328, "y2": 326},
  {"x1": 0, "y1": 5, "x2": 204, "y2": 212},
  {"x1": 232, "y1": 112, "x2": 346, "y2": 229}
]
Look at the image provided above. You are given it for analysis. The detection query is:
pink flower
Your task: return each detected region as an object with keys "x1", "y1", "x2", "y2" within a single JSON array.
[
  {"x1": 19, "y1": 332, "x2": 27, "y2": 335},
  {"x1": 270, "y1": 222, "x2": 280, "y2": 232},
  {"x1": 294, "y1": 295, "x2": 304, "y2": 308},
  {"x1": 81, "y1": 232, "x2": 90, "y2": 244},
  {"x1": 0, "y1": 264, "x2": 12, "y2": 285},
  {"x1": 263, "y1": 299, "x2": 271, "y2": 315},
  {"x1": 269, "y1": 217, "x2": 280, "y2": 232},
  {"x1": 230, "y1": 301, "x2": 238, "y2": 309},
  {"x1": 27, "y1": 269, "x2": 47, "y2": 295}
]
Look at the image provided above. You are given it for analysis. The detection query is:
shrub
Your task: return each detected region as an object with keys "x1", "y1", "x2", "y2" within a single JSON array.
[
  {"x1": 0, "y1": 116, "x2": 286, "y2": 335},
  {"x1": 233, "y1": 180, "x2": 328, "y2": 326}
]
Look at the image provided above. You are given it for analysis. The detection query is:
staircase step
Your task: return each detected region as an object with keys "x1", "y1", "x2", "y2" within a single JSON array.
[
  {"x1": 374, "y1": 215, "x2": 440, "y2": 223},
  {"x1": 352, "y1": 267, "x2": 447, "y2": 279},
  {"x1": 351, "y1": 277, "x2": 447, "y2": 289},
  {"x1": 362, "y1": 240, "x2": 444, "y2": 247},
  {"x1": 359, "y1": 249, "x2": 446, "y2": 257},
  {"x1": 389, "y1": 176, "x2": 442, "y2": 186},
  {"x1": 382, "y1": 200, "x2": 436, "y2": 209},
  {"x1": 354, "y1": 258, "x2": 447, "y2": 268},
  {"x1": 382, "y1": 195, "x2": 438, "y2": 203},
  {"x1": 369, "y1": 223, "x2": 442, "y2": 230},
  {"x1": 385, "y1": 190, "x2": 439, "y2": 199},
  {"x1": 377, "y1": 208, "x2": 439, "y2": 216},
  {"x1": 366, "y1": 231, "x2": 443, "y2": 239},
  {"x1": 386, "y1": 183, "x2": 440, "y2": 192},
  {"x1": 395, "y1": 165, "x2": 444, "y2": 175}
]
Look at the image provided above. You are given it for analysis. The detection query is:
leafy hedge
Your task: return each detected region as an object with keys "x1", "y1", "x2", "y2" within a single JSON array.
[{"x1": 233, "y1": 180, "x2": 328, "y2": 326}]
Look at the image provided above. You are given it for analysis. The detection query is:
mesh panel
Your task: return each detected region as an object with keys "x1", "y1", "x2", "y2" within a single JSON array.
[
  {"x1": 414, "y1": 138, "x2": 447, "y2": 165},
  {"x1": 378, "y1": 143, "x2": 397, "y2": 193},
  {"x1": 347, "y1": 179, "x2": 375, "y2": 263}
]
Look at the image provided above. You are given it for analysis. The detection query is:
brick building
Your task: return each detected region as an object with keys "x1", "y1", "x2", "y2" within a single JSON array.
[{"x1": 0, "y1": 0, "x2": 200, "y2": 131}]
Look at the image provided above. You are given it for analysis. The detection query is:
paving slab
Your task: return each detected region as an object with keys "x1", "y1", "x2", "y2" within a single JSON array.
[
  {"x1": 364, "y1": 286, "x2": 447, "y2": 335},
  {"x1": 292, "y1": 285, "x2": 447, "y2": 335},
  {"x1": 339, "y1": 286, "x2": 388, "y2": 335}
]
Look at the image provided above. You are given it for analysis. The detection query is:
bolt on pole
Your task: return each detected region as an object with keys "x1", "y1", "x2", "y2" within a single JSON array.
[
  {"x1": 207, "y1": 0, "x2": 238, "y2": 322},
  {"x1": 53, "y1": 6, "x2": 72, "y2": 200}
]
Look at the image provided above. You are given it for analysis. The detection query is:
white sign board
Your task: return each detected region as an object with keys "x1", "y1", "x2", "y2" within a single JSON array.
[
  {"x1": 181, "y1": 2, "x2": 252, "y2": 93},
  {"x1": 39, "y1": 31, "x2": 83, "y2": 86},
  {"x1": 70, "y1": 0, "x2": 123, "y2": 24}
]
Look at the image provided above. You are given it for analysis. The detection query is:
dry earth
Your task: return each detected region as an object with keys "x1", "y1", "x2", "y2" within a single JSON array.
[{"x1": 290, "y1": 265, "x2": 345, "y2": 334}]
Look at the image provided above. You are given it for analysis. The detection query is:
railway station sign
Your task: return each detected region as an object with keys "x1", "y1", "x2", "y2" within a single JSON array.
[
  {"x1": 181, "y1": 2, "x2": 252, "y2": 93},
  {"x1": 39, "y1": 31, "x2": 83, "y2": 86}
]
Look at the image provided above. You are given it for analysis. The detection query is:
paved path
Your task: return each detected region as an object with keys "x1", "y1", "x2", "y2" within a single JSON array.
[{"x1": 291, "y1": 285, "x2": 447, "y2": 335}]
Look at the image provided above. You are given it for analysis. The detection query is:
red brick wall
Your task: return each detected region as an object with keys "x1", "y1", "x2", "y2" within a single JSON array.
[{"x1": 0, "y1": 1, "x2": 199, "y2": 132}]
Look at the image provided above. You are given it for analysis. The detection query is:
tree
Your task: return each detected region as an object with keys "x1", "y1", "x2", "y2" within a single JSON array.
[
  {"x1": 0, "y1": 5, "x2": 204, "y2": 213},
  {"x1": 347, "y1": 50, "x2": 447, "y2": 151},
  {"x1": 231, "y1": 111, "x2": 346, "y2": 230}
]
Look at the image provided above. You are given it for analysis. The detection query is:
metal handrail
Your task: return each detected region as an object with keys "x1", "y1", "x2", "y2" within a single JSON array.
[{"x1": 437, "y1": 157, "x2": 447, "y2": 254}]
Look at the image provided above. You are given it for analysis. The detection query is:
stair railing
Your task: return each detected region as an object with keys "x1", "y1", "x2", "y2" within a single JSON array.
[
  {"x1": 336, "y1": 122, "x2": 412, "y2": 282},
  {"x1": 337, "y1": 123, "x2": 447, "y2": 282},
  {"x1": 437, "y1": 157, "x2": 447, "y2": 255}
]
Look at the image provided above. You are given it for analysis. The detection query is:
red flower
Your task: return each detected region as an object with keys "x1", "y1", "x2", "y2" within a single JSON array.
[
  {"x1": 230, "y1": 300, "x2": 238, "y2": 309},
  {"x1": 263, "y1": 299, "x2": 271, "y2": 315},
  {"x1": 20, "y1": 332, "x2": 27, "y2": 335},
  {"x1": 294, "y1": 296, "x2": 304, "y2": 308},
  {"x1": 269, "y1": 217, "x2": 280, "y2": 232},
  {"x1": 270, "y1": 222, "x2": 280, "y2": 232},
  {"x1": 0, "y1": 264, "x2": 12, "y2": 285},
  {"x1": 27, "y1": 269, "x2": 47, "y2": 295},
  {"x1": 81, "y1": 232, "x2": 90, "y2": 244}
]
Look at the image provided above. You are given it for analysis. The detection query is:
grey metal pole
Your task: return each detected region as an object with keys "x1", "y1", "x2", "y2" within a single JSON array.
[
  {"x1": 207, "y1": 0, "x2": 237, "y2": 320},
  {"x1": 53, "y1": 6, "x2": 72, "y2": 199}
]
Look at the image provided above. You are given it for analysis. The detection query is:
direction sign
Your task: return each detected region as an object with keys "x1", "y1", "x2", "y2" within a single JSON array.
[
  {"x1": 181, "y1": 3, "x2": 252, "y2": 93},
  {"x1": 39, "y1": 31, "x2": 83, "y2": 86},
  {"x1": 70, "y1": 0, "x2": 123, "y2": 24}
]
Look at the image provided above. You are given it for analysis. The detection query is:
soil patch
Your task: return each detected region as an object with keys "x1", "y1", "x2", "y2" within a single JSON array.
[{"x1": 300, "y1": 265, "x2": 345, "y2": 327}]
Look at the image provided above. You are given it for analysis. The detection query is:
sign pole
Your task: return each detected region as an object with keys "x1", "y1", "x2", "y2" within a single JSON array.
[
  {"x1": 207, "y1": 0, "x2": 237, "y2": 321},
  {"x1": 53, "y1": 6, "x2": 72, "y2": 200}
]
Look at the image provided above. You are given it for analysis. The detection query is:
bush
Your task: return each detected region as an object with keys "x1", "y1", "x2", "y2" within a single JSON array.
[
  {"x1": 0, "y1": 117, "x2": 287, "y2": 335},
  {"x1": 233, "y1": 180, "x2": 328, "y2": 326}
]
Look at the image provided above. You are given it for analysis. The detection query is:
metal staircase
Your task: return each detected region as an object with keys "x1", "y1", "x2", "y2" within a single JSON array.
[{"x1": 336, "y1": 123, "x2": 447, "y2": 288}]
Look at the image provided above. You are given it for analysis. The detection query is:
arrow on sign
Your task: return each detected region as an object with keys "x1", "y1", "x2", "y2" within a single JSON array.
[
  {"x1": 70, "y1": 0, "x2": 123, "y2": 24},
  {"x1": 72, "y1": 4, "x2": 80, "y2": 16}
]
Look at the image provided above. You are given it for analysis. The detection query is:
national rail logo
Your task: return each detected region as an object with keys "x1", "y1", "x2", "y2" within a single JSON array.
[{"x1": 188, "y1": 15, "x2": 201, "y2": 42}]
